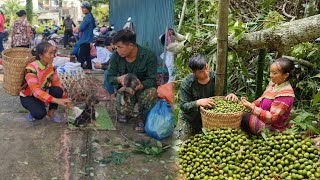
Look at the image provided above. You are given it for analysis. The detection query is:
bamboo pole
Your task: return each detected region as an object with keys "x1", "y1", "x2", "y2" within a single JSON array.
[
  {"x1": 215, "y1": 0, "x2": 230, "y2": 96},
  {"x1": 195, "y1": 0, "x2": 200, "y2": 33},
  {"x1": 178, "y1": 0, "x2": 188, "y2": 33},
  {"x1": 256, "y1": 49, "x2": 267, "y2": 99}
]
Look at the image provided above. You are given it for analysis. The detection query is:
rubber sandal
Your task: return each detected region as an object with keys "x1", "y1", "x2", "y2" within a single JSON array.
[
  {"x1": 117, "y1": 115, "x2": 127, "y2": 123},
  {"x1": 26, "y1": 114, "x2": 36, "y2": 122},
  {"x1": 135, "y1": 122, "x2": 145, "y2": 133},
  {"x1": 47, "y1": 115, "x2": 65, "y2": 123}
]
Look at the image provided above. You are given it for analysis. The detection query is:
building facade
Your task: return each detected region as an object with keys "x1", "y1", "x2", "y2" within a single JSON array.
[{"x1": 37, "y1": 0, "x2": 82, "y2": 24}]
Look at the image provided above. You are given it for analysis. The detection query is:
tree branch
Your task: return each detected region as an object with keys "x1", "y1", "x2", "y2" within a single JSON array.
[
  {"x1": 282, "y1": 3, "x2": 296, "y2": 21},
  {"x1": 178, "y1": 0, "x2": 188, "y2": 33},
  {"x1": 217, "y1": 14, "x2": 320, "y2": 52},
  {"x1": 282, "y1": 55, "x2": 315, "y2": 68}
]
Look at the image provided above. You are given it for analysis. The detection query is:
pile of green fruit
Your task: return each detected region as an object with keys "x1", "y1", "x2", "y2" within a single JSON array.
[
  {"x1": 205, "y1": 98, "x2": 243, "y2": 114},
  {"x1": 178, "y1": 128, "x2": 320, "y2": 180}
]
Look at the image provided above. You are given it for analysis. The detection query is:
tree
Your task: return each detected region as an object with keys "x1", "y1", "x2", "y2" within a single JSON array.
[
  {"x1": 215, "y1": 0, "x2": 230, "y2": 96},
  {"x1": 92, "y1": 4, "x2": 109, "y2": 24},
  {"x1": 3, "y1": 0, "x2": 24, "y2": 28},
  {"x1": 26, "y1": 0, "x2": 33, "y2": 24},
  {"x1": 214, "y1": 14, "x2": 320, "y2": 53},
  {"x1": 89, "y1": 0, "x2": 108, "y2": 7}
]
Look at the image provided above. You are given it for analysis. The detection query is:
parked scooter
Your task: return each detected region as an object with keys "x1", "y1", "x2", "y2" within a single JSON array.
[
  {"x1": 123, "y1": 17, "x2": 135, "y2": 32},
  {"x1": 93, "y1": 24, "x2": 115, "y2": 46},
  {"x1": 107, "y1": 25, "x2": 115, "y2": 37},
  {"x1": 42, "y1": 24, "x2": 60, "y2": 42}
]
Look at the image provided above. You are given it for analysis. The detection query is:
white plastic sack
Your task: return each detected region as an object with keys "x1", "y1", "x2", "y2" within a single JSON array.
[{"x1": 53, "y1": 56, "x2": 70, "y2": 67}]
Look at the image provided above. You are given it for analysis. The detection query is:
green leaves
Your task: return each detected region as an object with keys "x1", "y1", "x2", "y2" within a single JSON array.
[
  {"x1": 312, "y1": 91, "x2": 320, "y2": 106},
  {"x1": 291, "y1": 110, "x2": 320, "y2": 134},
  {"x1": 96, "y1": 151, "x2": 130, "y2": 165},
  {"x1": 229, "y1": 20, "x2": 245, "y2": 43},
  {"x1": 133, "y1": 140, "x2": 170, "y2": 157},
  {"x1": 263, "y1": 11, "x2": 286, "y2": 29}
]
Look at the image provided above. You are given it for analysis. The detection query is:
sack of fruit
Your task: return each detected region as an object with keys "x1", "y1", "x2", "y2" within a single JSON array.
[{"x1": 200, "y1": 96, "x2": 244, "y2": 129}]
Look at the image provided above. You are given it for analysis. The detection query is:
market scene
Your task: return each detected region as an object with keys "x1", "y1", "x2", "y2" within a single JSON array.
[{"x1": 0, "y1": 0, "x2": 319, "y2": 179}]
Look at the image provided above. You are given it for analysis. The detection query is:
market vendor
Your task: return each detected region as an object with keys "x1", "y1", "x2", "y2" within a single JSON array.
[
  {"x1": 107, "y1": 29, "x2": 157, "y2": 132},
  {"x1": 20, "y1": 42, "x2": 72, "y2": 121},
  {"x1": 93, "y1": 37, "x2": 115, "y2": 96},
  {"x1": 241, "y1": 57, "x2": 295, "y2": 135},
  {"x1": 175, "y1": 54, "x2": 238, "y2": 140}
]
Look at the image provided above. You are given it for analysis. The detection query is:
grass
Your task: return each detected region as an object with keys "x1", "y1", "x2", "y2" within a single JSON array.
[{"x1": 68, "y1": 106, "x2": 114, "y2": 130}]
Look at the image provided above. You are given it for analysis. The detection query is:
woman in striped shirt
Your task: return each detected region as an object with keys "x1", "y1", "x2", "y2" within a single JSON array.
[
  {"x1": 20, "y1": 42, "x2": 72, "y2": 121},
  {"x1": 241, "y1": 57, "x2": 296, "y2": 135}
]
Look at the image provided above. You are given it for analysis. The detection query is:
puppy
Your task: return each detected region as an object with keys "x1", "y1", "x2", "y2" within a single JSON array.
[
  {"x1": 73, "y1": 95, "x2": 99, "y2": 127},
  {"x1": 117, "y1": 73, "x2": 140, "y2": 105}
]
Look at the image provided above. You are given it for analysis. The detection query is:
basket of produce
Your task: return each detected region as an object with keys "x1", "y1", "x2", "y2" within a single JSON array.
[
  {"x1": 200, "y1": 96, "x2": 244, "y2": 129},
  {"x1": 2, "y1": 48, "x2": 36, "y2": 96}
]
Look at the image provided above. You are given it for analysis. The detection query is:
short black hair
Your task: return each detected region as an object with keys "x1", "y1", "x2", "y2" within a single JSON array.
[
  {"x1": 16, "y1": 10, "x2": 26, "y2": 17},
  {"x1": 35, "y1": 42, "x2": 53, "y2": 60},
  {"x1": 112, "y1": 29, "x2": 136, "y2": 45},
  {"x1": 274, "y1": 57, "x2": 296, "y2": 80},
  {"x1": 104, "y1": 37, "x2": 113, "y2": 46},
  {"x1": 68, "y1": 37, "x2": 76, "y2": 43},
  {"x1": 188, "y1": 54, "x2": 208, "y2": 71}
]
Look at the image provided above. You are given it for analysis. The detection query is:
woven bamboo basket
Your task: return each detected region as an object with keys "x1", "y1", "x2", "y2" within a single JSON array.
[
  {"x1": 2, "y1": 48, "x2": 36, "y2": 96},
  {"x1": 200, "y1": 96, "x2": 244, "y2": 129}
]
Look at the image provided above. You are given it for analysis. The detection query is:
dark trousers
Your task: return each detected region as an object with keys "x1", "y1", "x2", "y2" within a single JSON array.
[
  {"x1": 64, "y1": 29, "x2": 73, "y2": 48},
  {"x1": 0, "y1": 32, "x2": 4, "y2": 54},
  {"x1": 20, "y1": 86, "x2": 63, "y2": 120},
  {"x1": 79, "y1": 43, "x2": 92, "y2": 69},
  {"x1": 13, "y1": 45, "x2": 30, "y2": 48}
]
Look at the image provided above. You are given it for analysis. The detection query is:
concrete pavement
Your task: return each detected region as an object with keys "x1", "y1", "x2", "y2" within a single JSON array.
[{"x1": 0, "y1": 78, "x2": 176, "y2": 180}]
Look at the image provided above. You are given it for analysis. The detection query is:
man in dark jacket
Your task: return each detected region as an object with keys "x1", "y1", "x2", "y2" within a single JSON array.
[
  {"x1": 176, "y1": 54, "x2": 238, "y2": 140},
  {"x1": 107, "y1": 30, "x2": 158, "y2": 132},
  {"x1": 62, "y1": 15, "x2": 76, "y2": 49}
]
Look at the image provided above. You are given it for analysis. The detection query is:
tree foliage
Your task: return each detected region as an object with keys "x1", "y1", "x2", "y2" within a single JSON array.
[
  {"x1": 174, "y1": 0, "x2": 320, "y2": 127},
  {"x1": 89, "y1": 0, "x2": 108, "y2": 7},
  {"x1": 26, "y1": 0, "x2": 33, "y2": 24},
  {"x1": 92, "y1": 4, "x2": 109, "y2": 25},
  {"x1": 2, "y1": 0, "x2": 24, "y2": 28}
]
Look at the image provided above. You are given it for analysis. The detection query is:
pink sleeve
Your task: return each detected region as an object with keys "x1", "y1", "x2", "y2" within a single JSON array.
[{"x1": 252, "y1": 96, "x2": 294, "y2": 124}]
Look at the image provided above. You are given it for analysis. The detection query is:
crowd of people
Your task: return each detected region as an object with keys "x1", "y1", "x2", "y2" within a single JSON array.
[{"x1": 0, "y1": 1, "x2": 297, "y2": 137}]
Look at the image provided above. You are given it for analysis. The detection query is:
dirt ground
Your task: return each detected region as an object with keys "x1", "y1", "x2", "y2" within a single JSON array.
[
  {"x1": 0, "y1": 79, "x2": 178, "y2": 180},
  {"x1": 0, "y1": 42, "x2": 178, "y2": 179}
]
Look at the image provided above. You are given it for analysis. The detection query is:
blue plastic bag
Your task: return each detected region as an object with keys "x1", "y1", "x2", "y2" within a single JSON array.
[{"x1": 145, "y1": 99, "x2": 175, "y2": 141}]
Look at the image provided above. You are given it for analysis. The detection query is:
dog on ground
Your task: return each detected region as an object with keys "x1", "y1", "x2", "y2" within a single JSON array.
[{"x1": 72, "y1": 94, "x2": 99, "y2": 127}]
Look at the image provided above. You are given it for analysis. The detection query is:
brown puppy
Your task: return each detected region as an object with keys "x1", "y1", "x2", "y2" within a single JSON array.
[{"x1": 117, "y1": 73, "x2": 140, "y2": 105}]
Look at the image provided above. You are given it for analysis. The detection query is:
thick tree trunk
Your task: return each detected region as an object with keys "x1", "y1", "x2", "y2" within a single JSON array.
[
  {"x1": 215, "y1": 0, "x2": 230, "y2": 96},
  {"x1": 224, "y1": 14, "x2": 320, "y2": 52}
]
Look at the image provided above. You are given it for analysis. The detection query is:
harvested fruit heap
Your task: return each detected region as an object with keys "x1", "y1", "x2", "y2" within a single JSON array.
[
  {"x1": 205, "y1": 98, "x2": 243, "y2": 114},
  {"x1": 178, "y1": 128, "x2": 320, "y2": 180}
]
